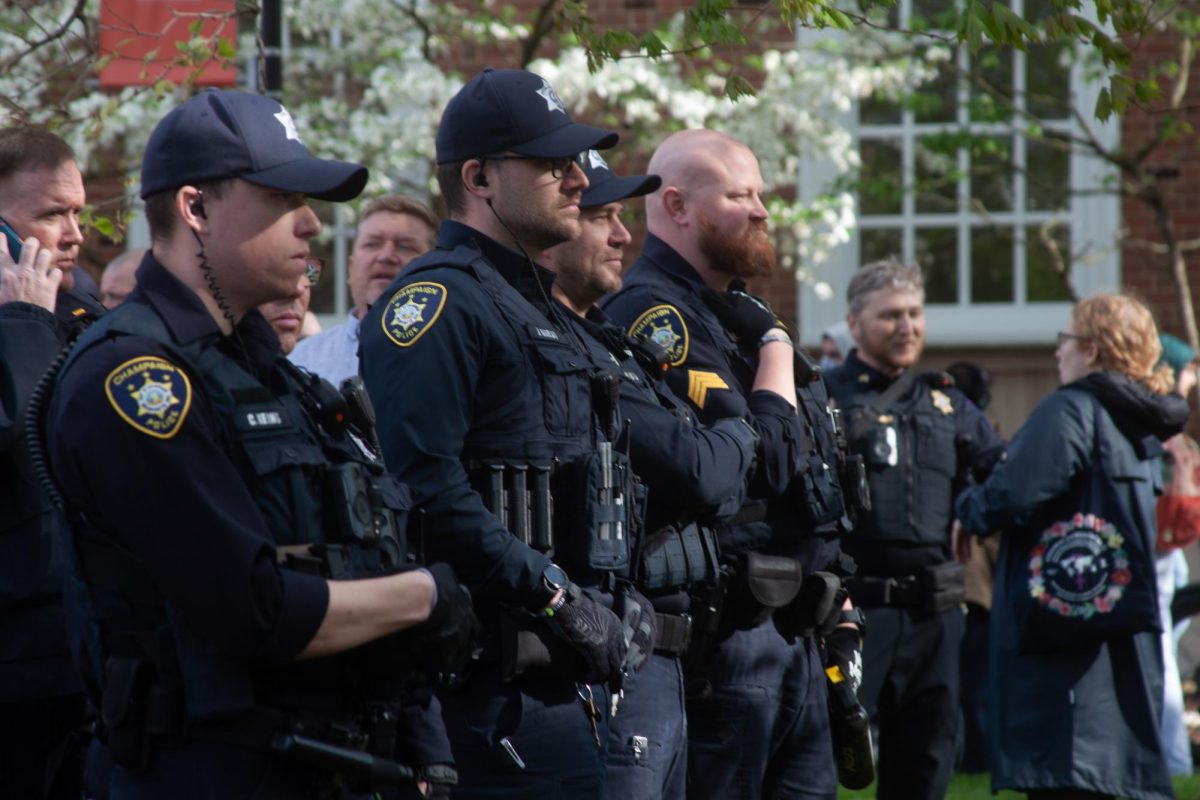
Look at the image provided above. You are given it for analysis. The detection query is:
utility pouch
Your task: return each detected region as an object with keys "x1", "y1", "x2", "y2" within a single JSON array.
[
  {"x1": 796, "y1": 453, "x2": 845, "y2": 528},
  {"x1": 729, "y1": 552, "x2": 804, "y2": 629},
  {"x1": 498, "y1": 609, "x2": 578, "y2": 681},
  {"x1": 775, "y1": 571, "x2": 842, "y2": 640},
  {"x1": 921, "y1": 561, "x2": 966, "y2": 613},
  {"x1": 840, "y1": 453, "x2": 872, "y2": 519},
  {"x1": 570, "y1": 448, "x2": 633, "y2": 572},
  {"x1": 636, "y1": 522, "x2": 720, "y2": 592},
  {"x1": 102, "y1": 655, "x2": 153, "y2": 771}
]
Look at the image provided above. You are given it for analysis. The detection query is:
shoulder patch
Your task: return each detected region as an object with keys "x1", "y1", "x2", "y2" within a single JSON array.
[
  {"x1": 105, "y1": 356, "x2": 192, "y2": 439},
  {"x1": 382, "y1": 282, "x2": 448, "y2": 348},
  {"x1": 687, "y1": 369, "x2": 729, "y2": 410},
  {"x1": 627, "y1": 304, "x2": 688, "y2": 367}
]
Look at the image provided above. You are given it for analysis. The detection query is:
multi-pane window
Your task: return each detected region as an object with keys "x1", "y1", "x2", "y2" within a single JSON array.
[{"x1": 797, "y1": 0, "x2": 1119, "y2": 346}]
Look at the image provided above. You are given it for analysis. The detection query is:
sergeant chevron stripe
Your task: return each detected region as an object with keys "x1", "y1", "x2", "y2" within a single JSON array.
[{"x1": 687, "y1": 370, "x2": 728, "y2": 410}]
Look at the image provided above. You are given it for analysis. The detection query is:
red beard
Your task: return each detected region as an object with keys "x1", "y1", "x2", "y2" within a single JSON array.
[{"x1": 698, "y1": 215, "x2": 777, "y2": 279}]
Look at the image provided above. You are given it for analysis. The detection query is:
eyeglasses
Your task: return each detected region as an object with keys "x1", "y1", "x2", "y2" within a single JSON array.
[
  {"x1": 1056, "y1": 331, "x2": 1089, "y2": 346},
  {"x1": 481, "y1": 152, "x2": 585, "y2": 180},
  {"x1": 304, "y1": 257, "x2": 324, "y2": 288}
]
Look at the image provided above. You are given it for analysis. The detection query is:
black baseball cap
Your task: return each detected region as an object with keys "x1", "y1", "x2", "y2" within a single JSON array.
[
  {"x1": 580, "y1": 150, "x2": 661, "y2": 209},
  {"x1": 436, "y1": 68, "x2": 618, "y2": 164},
  {"x1": 140, "y1": 90, "x2": 368, "y2": 202}
]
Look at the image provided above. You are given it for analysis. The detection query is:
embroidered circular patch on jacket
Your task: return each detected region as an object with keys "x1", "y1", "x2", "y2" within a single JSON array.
[
  {"x1": 627, "y1": 304, "x2": 688, "y2": 367},
  {"x1": 1029, "y1": 512, "x2": 1128, "y2": 619},
  {"x1": 382, "y1": 282, "x2": 447, "y2": 348},
  {"x1": 105, "y1": 356, "x2": 192, "y2": 440}
]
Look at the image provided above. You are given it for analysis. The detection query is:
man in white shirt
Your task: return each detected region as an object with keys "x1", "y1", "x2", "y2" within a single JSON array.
[{"x1": 290, "y1": 195, "x2": 437, "y2": 384}]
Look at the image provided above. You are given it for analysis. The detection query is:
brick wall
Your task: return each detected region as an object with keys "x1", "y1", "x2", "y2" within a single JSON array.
[{"x1": 1119, "y1": 27, "x2": 1200, "y2": 343}]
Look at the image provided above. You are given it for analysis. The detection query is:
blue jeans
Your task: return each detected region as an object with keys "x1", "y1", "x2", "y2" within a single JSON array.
[
  {"x1": 606, "y1": 654, "x2": 687, "y2": 800},
  {"x1": 440, "y1": 668, "x2": 610, "y2": 799},
  {"x1": 686, "y1": 622, "x2": 835, "y2": 800}
]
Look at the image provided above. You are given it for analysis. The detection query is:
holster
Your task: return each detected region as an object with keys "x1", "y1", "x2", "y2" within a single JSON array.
[
  {"x1": 101, "y1": 656, "x2": 153, "y2": 771},
  {"x1": 774, "y1": 572, "x2": 844, "y2": 641},
  {"x1": 921, "y1": 561, "x2": 966, "y2": 613},
  {"x1": 727, "y1": 552, "x2": 804, "y2": 630},
  {"x1": 498, "y1": 609, "x2": 580, "y2": 682}
]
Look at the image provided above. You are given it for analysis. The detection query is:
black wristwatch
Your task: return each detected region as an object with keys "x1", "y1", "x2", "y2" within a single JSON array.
[
  {"x1": 838, "y1": 607, "x2": 867, "y2": 638},
  {"x1": 539, "y1": 563, "x2": 569, "y2": 613}
]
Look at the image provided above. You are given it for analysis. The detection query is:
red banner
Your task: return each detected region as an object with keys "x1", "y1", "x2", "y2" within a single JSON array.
[{"x1": 99, "y1": 0, "x2": 238, "y2": 89}]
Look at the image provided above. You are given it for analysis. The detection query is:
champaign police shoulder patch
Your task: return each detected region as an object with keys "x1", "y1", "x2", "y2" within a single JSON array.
[
  {"x1": 382, "y1": 282, "x2": 448, "y2": 348},
  {"x1": 105, "y1": 356, "x2": 192, "y2": 439},
  {"x1": 627, "y1": 304, "x2": 688, "y2": 367}
]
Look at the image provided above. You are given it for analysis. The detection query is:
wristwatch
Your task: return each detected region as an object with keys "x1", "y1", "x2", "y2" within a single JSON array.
[
  {"x1": 838, "y1": 606, "x2": 867, "y2": 638},
  {"x1": 758, "y1": 329, "x2": 793, "y2": 349},
  {"x1": 540, "y1": 563, "x2": 569, "y2": 615}
]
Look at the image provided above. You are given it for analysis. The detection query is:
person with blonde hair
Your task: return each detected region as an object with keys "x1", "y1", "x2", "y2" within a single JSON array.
[{"x1": 955, "y1": 293, "x2": 1188, "y2": 800}]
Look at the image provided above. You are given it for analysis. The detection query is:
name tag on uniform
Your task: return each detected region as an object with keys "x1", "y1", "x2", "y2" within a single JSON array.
[
  {"x1": 528, "y1": 325, "x2": 562, "y2": 342},
  {"x1": 233, "y1": 405, "x2": 289, "y2": 432}
]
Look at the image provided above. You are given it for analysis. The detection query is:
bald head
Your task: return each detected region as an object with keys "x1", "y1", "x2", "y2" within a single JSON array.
[
  {"x1": 644, "y1": 129, "x2": 773, "y2": 288},
  {"x1": 100, "y1": 248, "x2": 146, "y2": 308}
]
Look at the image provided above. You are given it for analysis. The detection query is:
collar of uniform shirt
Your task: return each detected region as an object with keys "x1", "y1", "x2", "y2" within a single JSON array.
[
  {"x1": 438, "y1": 220, "x2": 559, "y2": 315},
  {"x1": 638, "y1": 233, "x2": 708, "y2": 294},
  {"x1": 133, "y1": 253, "x2": 282, "y2": 370},
  {"x1": 843, "y1": 348, "x2": 899, "y2": 391}
]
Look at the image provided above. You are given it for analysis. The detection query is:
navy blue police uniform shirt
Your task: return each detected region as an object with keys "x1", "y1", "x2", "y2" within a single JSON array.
[
  {"x1": 559, "y1": 304, "x2": 756, "y2": 531},
  {"x1": 825, "y1": 348, "x2": 1005, "y2": 577},
  {"x1": 360, "y1": 221, "x2": 596, "y2": 609},
  {"x1": 47, "y1": 255, "x2": 328, "y2": 664},
  {"x1": 601, "y1": 233, "x2": 809, "y2": 558}
]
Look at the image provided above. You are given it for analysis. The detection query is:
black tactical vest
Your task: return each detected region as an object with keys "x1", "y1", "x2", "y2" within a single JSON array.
[
  {"x1": 831, "y1": 374, "x2": 957, "y2": 546},
  {"x1": 405, "y1": 249, "x2": 634, "y2": 582},
  {"x1": 58, "y1": 303, "x2": 411, "y2": 719}
]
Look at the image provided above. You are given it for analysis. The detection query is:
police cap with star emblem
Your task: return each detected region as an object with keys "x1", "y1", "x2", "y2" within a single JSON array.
[
  {"x1": 435, "y1": 67, "x2": 619, "y2": 164},
  {"x1": 579, "y1": 149, "x2": 661, "y2": 209},
  {"x1": 140, "y1": 89, "x2": 368, "y2": 202}
]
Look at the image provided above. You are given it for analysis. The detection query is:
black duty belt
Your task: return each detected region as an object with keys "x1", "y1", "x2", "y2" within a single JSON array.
[
  {"x1": 141, "y1": 686, "x2": 416, "y2": 784},
  {"x1": 653, "y1": 613, "x2": 692, "y2": 657},
  {"x1": 847, "y1": 575, "x2": 923, "y2": 609}
]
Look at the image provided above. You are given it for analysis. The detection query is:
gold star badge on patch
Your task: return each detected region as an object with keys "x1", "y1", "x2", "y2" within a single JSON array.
[{"x1": 930, "y1": 389, "x2": 954, "y2": 415}]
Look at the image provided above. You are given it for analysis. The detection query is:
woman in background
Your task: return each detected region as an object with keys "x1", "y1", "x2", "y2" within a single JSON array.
[{"x1": 956, "y1": 294, "x2": 1188, "y2": 800}]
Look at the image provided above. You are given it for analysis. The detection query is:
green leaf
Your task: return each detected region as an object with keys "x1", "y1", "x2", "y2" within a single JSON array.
[
  {"x1": 92, "y1": 216, "x2": 115, "y2": 238},
  {"x1": 1094, "y1": 86, "x2": 1113, "y2": 120},
  {"x1": 216, "y1": 37, "x2": 237, "y2": 60},
  {"x1": 724, "y1": 73, "x2": 756, "y2": 101}
]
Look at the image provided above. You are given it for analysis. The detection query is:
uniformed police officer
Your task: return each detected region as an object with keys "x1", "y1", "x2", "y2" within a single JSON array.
[
  {"x1": 39, "y1": 89, "x2": 475, "y2": 799},
  {"x1": 0, "y1": 125, "x2": 104, "y2": 800},
  {"x1": 824, "y1": 259, "x2": 1004, "y2": 800},
  {"x1": 602, "y1": 129, "x2": 863, "y2": 799},
  {"x1": 540, "y1": 152, "x2": 794, "y2": 799},
  {"x1": 359, "y1": 68, "x2": 635, "y2": 798}
]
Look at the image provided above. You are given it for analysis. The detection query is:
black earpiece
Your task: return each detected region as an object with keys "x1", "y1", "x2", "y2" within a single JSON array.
[
  {"x1": 474, "y1": 171, "x2": 488, "y2": 188},
  {"x1": 191, "y1": 191, "x2": 207, "y2": 219}
]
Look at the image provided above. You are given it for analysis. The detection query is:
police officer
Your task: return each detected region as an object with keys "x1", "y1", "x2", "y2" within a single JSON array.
[
  {"x1": 0, "y1": 125, "x2": 105, "y2": 799},
  {"x1": 359, "y1": 68, "x2": 634, "y2": 798},
  {"x1": 39, "y1": 90, "x2": 475, "y2": 799},
  {"x1": 540, "y1": 152, "x2": 789, "y2": 799},
  {"x1": 824, "y1": 259, "x2": 1004, "y2": 800},
  {"x1": 602, "y1": 129, "x2": 863, "y2": 799}
]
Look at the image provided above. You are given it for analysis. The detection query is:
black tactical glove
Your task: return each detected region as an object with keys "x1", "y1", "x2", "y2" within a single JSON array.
[
  {"x1": 410, "y1": 563, "x2": 481, "y2": 679},
  {"x1": 615, "y1": 585, "x2": 657, "y2": 675},
  {"x1": 700, "y1": 287, "x2": 786, "y2": 344},
  {"x1": 824, "y1": 624, "x2": 864, "y2": 695},
  {"x1": 544, "y1": 583, "x2": 628, "y2": 684}
]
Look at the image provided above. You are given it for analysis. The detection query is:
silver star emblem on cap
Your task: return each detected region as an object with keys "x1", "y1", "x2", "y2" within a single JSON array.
[
  {"x1": 273, "y1": 108, "x2": 302, "y2": 142},
  {"x1": 536, "y1": 80, "x2": 566, "y2": 114},
  {"x1": 587, "y1": 150, "x2": 608, "y2": 170}
]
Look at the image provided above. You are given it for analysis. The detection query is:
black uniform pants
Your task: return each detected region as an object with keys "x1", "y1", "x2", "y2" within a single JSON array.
[
  {"x1": 857, "y1": 605, "x2": 963, "y2": 800},
  {"x1": 0, "y1": 693, "x2": 87, "y2": 800}
]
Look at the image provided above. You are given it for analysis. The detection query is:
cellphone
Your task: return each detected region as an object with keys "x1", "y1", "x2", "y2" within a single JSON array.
[{"x1": 0, "y1": 216, "x2": 22, "y2": 261}]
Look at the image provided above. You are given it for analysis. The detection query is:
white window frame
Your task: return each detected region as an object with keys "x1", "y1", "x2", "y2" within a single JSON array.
[{"x1": 797, "y1": 5, "x2": 1120, "y2": 347}]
